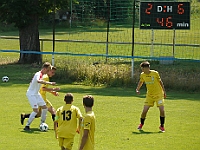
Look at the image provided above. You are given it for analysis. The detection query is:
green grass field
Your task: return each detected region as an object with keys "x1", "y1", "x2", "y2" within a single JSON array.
[{"x1": 0, "y1": 64, "x2": 200, "y2": 150}]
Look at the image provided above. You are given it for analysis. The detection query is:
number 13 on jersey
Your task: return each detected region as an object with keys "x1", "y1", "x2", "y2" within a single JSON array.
[{"x1": 62, "y1": 110, "x2": 72, "y2": 121}]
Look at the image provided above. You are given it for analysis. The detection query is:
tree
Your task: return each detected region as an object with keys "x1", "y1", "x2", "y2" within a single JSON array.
[{"x1": 0, "y1": 0, "x2": 69, "y2": 64}]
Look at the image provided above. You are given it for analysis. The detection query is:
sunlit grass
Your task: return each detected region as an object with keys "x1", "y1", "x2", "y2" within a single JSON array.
[{"x1": 0, "y1": 79, "x2": 200, "y2": 150}]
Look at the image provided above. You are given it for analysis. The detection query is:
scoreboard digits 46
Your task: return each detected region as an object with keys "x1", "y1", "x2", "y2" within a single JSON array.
[{"x1": 140, "y1": 2, "x2": 190, "y2": 30}]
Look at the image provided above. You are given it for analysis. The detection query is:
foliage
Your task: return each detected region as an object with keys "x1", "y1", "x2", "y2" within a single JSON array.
[
  {"x1": 0, "y1": 0, "x2": 71, "y2": 28},
  {"x1": 49, "y1": 59, "x2": 200, "y2": 92}
]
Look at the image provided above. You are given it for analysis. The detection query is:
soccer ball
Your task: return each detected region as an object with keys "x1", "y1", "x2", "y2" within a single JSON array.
[
  {"x1": 2, "y1": 76, "x2": 9, "y2": 82},
  {"x1": 39, "y1": 123, "x2": 49, "y2": 132}
]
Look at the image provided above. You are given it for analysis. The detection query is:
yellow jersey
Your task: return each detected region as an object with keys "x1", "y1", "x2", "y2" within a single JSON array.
[
  {"x1": 139, "y1": 70, "x2": 164, "y2": 96},
  {"x1": 39, "y1": 74, "x2": 49, "y2": 102},
  {"x1": 80, "y1": 111, "x2": 95, "y2": 150},
  {"x1": 55, "y1": 104, "x2": 82, "y2": 138}
]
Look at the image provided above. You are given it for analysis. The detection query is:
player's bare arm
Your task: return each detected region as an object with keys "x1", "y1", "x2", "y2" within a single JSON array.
[
  {"x1": 159, "y1": 80, "x2": 167, "y2": 98},
  {"x1": 54, "y1": 120, "x2": 58, "y2": 139},
  {"x1": 79, "y1": 129, "x2": 89, "y2": 150},
  {"x1": 76, "y1": 117, "x2": 83, "y2": 134},
  {"x1": 42, "y1": 87, "x2": 60, "y2": 96},
  {"x1": 37, "y1": 79, "x2": 56, "y2": 85},
  {"x1": 136, "y1": 81, "x2": 143, "y2": 94}
]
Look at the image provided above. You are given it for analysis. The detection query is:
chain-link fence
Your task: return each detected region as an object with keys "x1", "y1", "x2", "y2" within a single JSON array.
[
  {"x1": 0, "y1": 0, "x2": 200, "y2": 63},
  {"x1": 51, "y1": 0, "x2": 200, "y2": 62}
]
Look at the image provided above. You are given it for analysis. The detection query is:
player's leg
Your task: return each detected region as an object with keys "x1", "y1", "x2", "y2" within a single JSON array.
[
  {"x1": 63, "y1": 138, "x2": 74, "y2": 150},
  {"x1": 138, "y1": 96, "x2": 153, "y2": 130},
  {"x1": 157, "y1": 98, "x2": 165, "y2": 132},
  {"x1": 21, "y1": 113, "x2": 30, "y2": 125},
  {"x1": 24, "y1": 95, "x2": 39, "y2": 131},
  {"x1": 21, "y1": 108, "x2": 41, "y2": 125},
  {"x1": 38, "y1": 94, "x2": 48, "y2": 124},
  {"x1": 61, "y1": 146, "x2": 67, "y2": 150},
  {"x1": 24, "y1": 108, "x2": 39, "y2": 131},
  {"x1": 61, "y1": 147, "x2": 65, "y2": 150},
  {"x1": 158, "y1": 105, "x2": 165, "y2": 132},
  {"x1": 40, "y1": 105, "x2": 48, "y2": 124},
  {"x1": 138, "y1": 105, "x2": 150, "y2": 130},
  {"x1": 48, "y1": 106, "x2": 56, "y2": 121},
  {"x1": 58, "y1": 138, "x2": 66, "y2": 150},
  {"x1": 36, "y1": 106, "x2": 42, "y2": 118},
  {"x1": 46, "y1": 99, "x2": 56, "y2": 121}
]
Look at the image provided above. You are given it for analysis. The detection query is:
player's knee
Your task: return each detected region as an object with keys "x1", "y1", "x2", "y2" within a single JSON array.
[
  {"x1": 33, "y1": 108, "x2": 39, "y2": 114},
  {"x1": 41, "y1": 105, "x2": 47, "y2": 109},
  {"x1": 35, "y1": 114, "x2": 41, "y2": 118}
]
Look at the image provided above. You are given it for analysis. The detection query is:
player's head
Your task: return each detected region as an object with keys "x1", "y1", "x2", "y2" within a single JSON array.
[
  {"x1": 140, "y1": 61, "x2": 150, "y2": 68},
  {"x1": 42, "y1": 62, "x2": 51, "y2": 74},
  {"x1": 64, "y1": 93, "x2": 73, "y2": 104},
  {"x1": 83, "y1": 95, "x2": 94, "y2": 108},
  {"x1": 47, "y1": 66, "x2": 56, "y2": 77},
  {"x1": 140, "y1": 61, "x2": 150, "y2": 73}
]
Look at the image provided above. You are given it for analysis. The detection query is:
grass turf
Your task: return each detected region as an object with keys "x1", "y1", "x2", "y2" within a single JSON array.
[{"x1": 0, "y1": 69, "x2": 199, "y2": 149}]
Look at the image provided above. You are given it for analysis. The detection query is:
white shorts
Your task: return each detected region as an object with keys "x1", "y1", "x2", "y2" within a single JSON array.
[{"x1": 26, "y1": 94, "x2": 46, "y2": 108}]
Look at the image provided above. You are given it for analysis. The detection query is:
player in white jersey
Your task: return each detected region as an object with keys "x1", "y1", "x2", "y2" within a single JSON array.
[{"x1": 24, "y1": 62, "x2": 56, "y2": 131}]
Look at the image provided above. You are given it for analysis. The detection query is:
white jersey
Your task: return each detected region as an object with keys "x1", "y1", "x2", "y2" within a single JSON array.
[{"x1": 27, "y1": 71, "x2": 43, "y2": 95}]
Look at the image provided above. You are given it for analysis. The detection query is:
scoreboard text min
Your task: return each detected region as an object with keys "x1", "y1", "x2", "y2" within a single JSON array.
[{"x1": 140, "y1": 2, "x2": 190, "y2": 29}]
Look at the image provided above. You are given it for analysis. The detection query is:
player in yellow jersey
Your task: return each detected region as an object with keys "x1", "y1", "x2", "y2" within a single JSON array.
[
  {"x1": 136, "y1": 61, "x2": 166, "y2": 132},
  {"x1": 79, "y1": 95, "x2": 95, "y2": 150},
  {"x1": 21, "y1": 66, "x2": 60, "y2": 125},
  {"x1": 54, "y1": 93, "x2": 82, "y2": 150}
]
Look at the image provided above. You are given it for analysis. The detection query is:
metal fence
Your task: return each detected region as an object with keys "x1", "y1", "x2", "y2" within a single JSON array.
[{"x1": 0, "y1": 0, "x2": 200, "y2": 63}]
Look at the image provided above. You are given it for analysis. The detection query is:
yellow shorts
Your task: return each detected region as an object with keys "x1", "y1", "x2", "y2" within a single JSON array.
[
  {"x1": 58, "y1": 137, "x2": 74, "y2": 150},
  {"x1": 144, "y1": 95, "x2": 164, "y2": 107}
]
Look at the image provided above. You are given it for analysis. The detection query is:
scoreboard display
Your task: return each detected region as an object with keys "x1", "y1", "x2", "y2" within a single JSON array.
[{"x1": 140, "y1": 2, "x2": 190, "y2": 29}]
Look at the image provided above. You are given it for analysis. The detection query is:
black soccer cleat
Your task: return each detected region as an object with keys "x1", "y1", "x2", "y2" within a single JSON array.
[
  {"x1": 20, "y1": 113, "x2": 25, "y2": 125},
  {"x1": 24, "y1": 126, "x2": 31, "y2": 131}
]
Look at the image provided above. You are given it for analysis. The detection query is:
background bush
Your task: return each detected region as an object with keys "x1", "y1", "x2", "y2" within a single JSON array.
[{"x1": 51, "y1": 60, "x2": 200, "y2": 92}]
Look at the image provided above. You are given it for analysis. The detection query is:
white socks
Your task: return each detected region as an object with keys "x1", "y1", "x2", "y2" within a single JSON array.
[
  {"x1": 26, "y1": 111, "x2": 37, "y2": 126},
  {"x1": 40, "y1": 108, "x2": 48, "y2": 124}
]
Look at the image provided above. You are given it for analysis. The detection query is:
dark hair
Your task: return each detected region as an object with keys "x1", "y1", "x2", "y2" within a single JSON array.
[
  {"x1": 83, "y1": 95, "x2": 94, "y2": 107},
  {"x1": 140, "y1": 61, "x2": 150, "y2": 68},
  {"x1": 42, "y1": 62, "x2": 51, "y2": 69},
  {"x1": 64, "y1": 93, "x2": 73, "y2": 103},
  {"x1": 51, "y1": 66, "x2": 57, "y2": 70}
]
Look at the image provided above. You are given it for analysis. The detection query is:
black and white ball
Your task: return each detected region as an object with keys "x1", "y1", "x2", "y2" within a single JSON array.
[
  {"x1": 2, "y1": 76, "x2": 9, "y2": 82},
  {"x1": 39, "y1": 123, "x2": 49, "y2": 131}
]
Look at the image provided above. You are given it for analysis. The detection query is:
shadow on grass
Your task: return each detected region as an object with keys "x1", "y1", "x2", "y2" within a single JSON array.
[
  {"x1": 132, "y1": 130, "x2": 163, "y2": 134},
  {"x1": 20, "y1": 128, "x2": 41, "y2": 134},
  {"x1": 20, "y1": 128, "x2": 54, "y2": 134}
]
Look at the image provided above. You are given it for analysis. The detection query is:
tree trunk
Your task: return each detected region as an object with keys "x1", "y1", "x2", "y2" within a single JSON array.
[{"x1": 18, "y1": 15, "x2": 42, "y2": 64}]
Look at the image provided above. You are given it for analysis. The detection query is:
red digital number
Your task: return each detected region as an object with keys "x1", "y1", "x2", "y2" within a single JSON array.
[
  {"x1": 156, "y1": 18, "x2": 164, "y2": 26},
  {"x1": 177, "y1": 4, "x2": 184, "y2": 14},
  {"x1": 166, "y1": 17, "x2": 173, "y2": 28},
  {"x1": 156, "y1": 17, "x2": 173, "y2": 28},
  {"x1": 145, "y1": 3, "x2": 153, "y2": 15}
]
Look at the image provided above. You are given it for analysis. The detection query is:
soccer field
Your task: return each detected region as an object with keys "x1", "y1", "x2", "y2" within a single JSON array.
[{"x1": 0, "y1": 81, "x2": 199, "y2": 150}]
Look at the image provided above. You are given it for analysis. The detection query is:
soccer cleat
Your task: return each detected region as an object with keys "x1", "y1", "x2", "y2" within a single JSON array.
[
  {"x1": 24, "y1": 126, "x2": 31, "y2": 131},
  {"x1": 159, "y1": 126, "x2": 165, "y2": 132},
  {"x1": 20, "y1": 113, "x2": 25, "y2": 125},
  {"x1": 137, "y1": 124, "x2": 143, "y2": 130}
]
